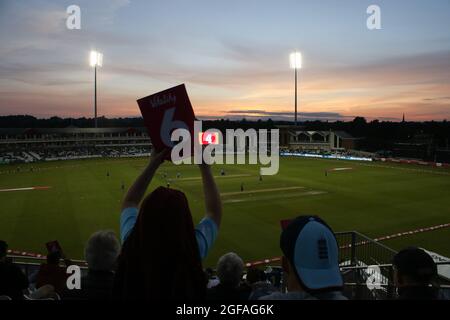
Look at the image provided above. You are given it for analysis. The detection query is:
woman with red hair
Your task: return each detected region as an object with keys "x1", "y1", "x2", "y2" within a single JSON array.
[{"x1": 113, "y1": 149, "x2": 222, "y2": 300}]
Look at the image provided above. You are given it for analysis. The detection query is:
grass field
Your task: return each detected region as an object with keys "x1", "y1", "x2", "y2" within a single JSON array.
[{"x1": 0, "y1": 156, "x2": 449, "y2": 267}]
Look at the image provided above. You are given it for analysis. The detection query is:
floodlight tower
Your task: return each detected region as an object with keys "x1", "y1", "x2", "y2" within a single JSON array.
[
  {"x1": 289, "y1": 51, "x2": 302, "y2": 126},
  {"x1": 90, "y1": 50, "x2": 103, "y2": 128}
]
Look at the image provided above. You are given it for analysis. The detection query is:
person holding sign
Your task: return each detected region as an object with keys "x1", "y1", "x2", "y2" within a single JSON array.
[{"x1": 113, "y1": 149, "x2": 222, "y2": 300}]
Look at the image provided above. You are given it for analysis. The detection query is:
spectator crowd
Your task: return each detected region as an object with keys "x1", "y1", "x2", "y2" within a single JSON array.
[{"x1": 0, "y1": 146, "x2": 151, "y2": 165}]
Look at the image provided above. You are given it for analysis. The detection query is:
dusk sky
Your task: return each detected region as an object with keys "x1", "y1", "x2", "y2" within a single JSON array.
[{"x1": 1, "y1": 0, "x2": 449, "y2": 121}]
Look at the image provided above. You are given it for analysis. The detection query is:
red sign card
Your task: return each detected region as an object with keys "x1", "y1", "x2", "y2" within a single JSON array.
[{"x1": 137, "y1": 84, "x2": 196, "y2": 156}]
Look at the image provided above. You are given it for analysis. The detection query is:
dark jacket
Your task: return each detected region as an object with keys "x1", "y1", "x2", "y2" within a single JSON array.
[
  {"x1": 248, "y1": 281, "x2": 278, "y2": 300},
  {"x1": 0, "y1": 261, "x2": 29, "y2": 300},
  {"x1": 207, "y1": 283, "x2": 251, "y2": 301},
  {"x1": 397, "y1": 286, "x2": 438, "y2": 300}
]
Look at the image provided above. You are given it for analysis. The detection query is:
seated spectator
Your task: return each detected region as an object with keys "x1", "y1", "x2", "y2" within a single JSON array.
[
  {"x1": 64, "y1": 230, "x2": 120, "y2": 300},
  {"x1": 207, "y1": 252, "x2": 251, "y2": 300},
  {"x1": 260, "y1": 216, "x2": 347, "y2": 300},
  {"x1": 0, "y1": 240, "x2": 29, "y2": 300},
  {"x1": 393, "y1": 247, "x2": 438, "y2": 300},
  {"x1": 113, "y1": 149, "x2": 222, "y2": 300},
  {"x1": 247, "y1": 267, "x2": 277, "y2": 300},
  {"x1": 35, "y1": 251, "x2": 71, "y2": 295}
]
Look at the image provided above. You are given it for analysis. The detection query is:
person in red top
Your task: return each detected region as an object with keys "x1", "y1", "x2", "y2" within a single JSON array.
[{"x1": 36, "y1": 251, "x2": 71, "y2": 295}]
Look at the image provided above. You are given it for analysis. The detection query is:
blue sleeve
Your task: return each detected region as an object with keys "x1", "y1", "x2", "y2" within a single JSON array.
[
  {"x1": 195, "y1": 217, "x2": 218, "y2": 260},
  {"x1": 120, "y1": 207, "x2": 139, "y2": 244}
]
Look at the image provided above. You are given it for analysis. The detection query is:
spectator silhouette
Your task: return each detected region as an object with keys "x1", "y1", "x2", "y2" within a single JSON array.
[
  {"x1": 207, "y1": 252, "x2": 250, "y2": 300},
  {"x1": 113, "y1": 149, "x2": 222, "y2": 300},
  {"x1": 247, "y1": 267, "x2": 277, "y2": 300},
  {"x1": 64, "y1": 230, "x2": 120, "y2": 300},
  {"x1": 393, "y1": 247, "x2": 438, "y2": 300},
  {"x1": 0, "y1": 240, "x2": 29, "y2": 300},
  {"x1": 260, "y1": 216, "x2": 347, "y2": 300}
]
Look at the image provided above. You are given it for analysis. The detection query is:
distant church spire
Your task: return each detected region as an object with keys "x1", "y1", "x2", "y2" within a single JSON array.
[{"x1": 402, "y1": 113, "x2": 405, "y2": 123}]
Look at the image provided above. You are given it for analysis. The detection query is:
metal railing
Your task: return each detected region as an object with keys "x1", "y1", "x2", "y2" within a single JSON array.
[
  {"x1": 335, "y1": 231, "x2": 397, "y2": 299},
  {"x1": 335, "y1": 231, "x2": 450, "y2": 299}
]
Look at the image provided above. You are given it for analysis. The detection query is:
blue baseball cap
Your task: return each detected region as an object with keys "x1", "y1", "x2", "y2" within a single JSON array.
[{"x1": 280, "y1": 216, "x2": 343, "y2": 291}]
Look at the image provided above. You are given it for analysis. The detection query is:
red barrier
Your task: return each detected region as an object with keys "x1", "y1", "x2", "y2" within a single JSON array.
[{"x1": 245, "y1": 223, "x2": 450, "y2": 267}]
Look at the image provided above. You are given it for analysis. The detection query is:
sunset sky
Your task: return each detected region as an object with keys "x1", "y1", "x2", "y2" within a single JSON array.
[{"x1": 0, "y1": 0, "x2": 449, "y2": 121}]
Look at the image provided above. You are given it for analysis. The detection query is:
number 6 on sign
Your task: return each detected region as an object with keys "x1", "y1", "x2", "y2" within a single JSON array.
[
  {"x1": 137, "y1": 84, "x2": 196, "y2": 160},
  {"x1": 161, "y1": 107, "x2": 189, "y2": 147}
]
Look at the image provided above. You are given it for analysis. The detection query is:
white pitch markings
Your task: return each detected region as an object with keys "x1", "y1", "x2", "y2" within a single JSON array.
[
  {"x1": 0, "y1": 186, "x2": 51, "y2": 192},
  {"x1": 223, "y1": 190, "x2": 327, "y2": 204},
  {"x1": 177, "y1": 174, "x2": 252, "y2": 181},
  {"x1": 221, "y1": 186, "x2": 305, "y2": 197}
]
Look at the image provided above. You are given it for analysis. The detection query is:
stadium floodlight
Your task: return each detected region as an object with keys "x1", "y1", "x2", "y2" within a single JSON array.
[
  {"x1": 289, "y1": 51, "x2": 302, "y2": 69},
  {"x1": 90, "y1": 50, "x2": 103, "y2": 128},
  {"x1": 289, "y1": 51, "x2": 302, "y2": 126},
  {"x1": 90, "y1": 50, "x2": 103, "y2": 67}
]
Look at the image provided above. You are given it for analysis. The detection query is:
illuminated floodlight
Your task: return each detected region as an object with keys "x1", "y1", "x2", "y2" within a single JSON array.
[
  {"x1": 89, "y1": 50, "x2": 103, "y2": 128},
  {"x1": 289, "y1": 51, "x2": 302, "y2": 69},
  {"x1": 90, "y1": 50, "x2": 103, "y2": 67},
  {"x1": 289, "y1": 51, "x2": 302, "y2": 126}
]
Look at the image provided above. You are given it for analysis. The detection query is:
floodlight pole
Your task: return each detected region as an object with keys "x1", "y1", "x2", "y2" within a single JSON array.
[
  {"x1": 94, "y1": 65, "x2": 97, "y2": 128},
  {"x1": 290, "y1": 51, "x2": 301, "y2": 127},
  {"x1": 295, "y1": 66, "x2": 298, "y2": 126},
  {"x1": 90, "y1": 50, "x2": 102, "y2": 128}
]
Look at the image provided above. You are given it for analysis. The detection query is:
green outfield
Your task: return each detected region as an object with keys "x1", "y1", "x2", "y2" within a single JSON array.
[{"x1": 0, "y1": 156, "x2": 449, "y2": 266}]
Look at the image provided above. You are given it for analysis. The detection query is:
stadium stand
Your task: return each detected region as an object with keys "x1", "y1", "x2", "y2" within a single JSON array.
[
  {"x1": 278, "y1": 127, "x2": 362, "y2": 151},
  {"x1": 0, "y1": 127, "x2": 151, "y2": 164}
]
